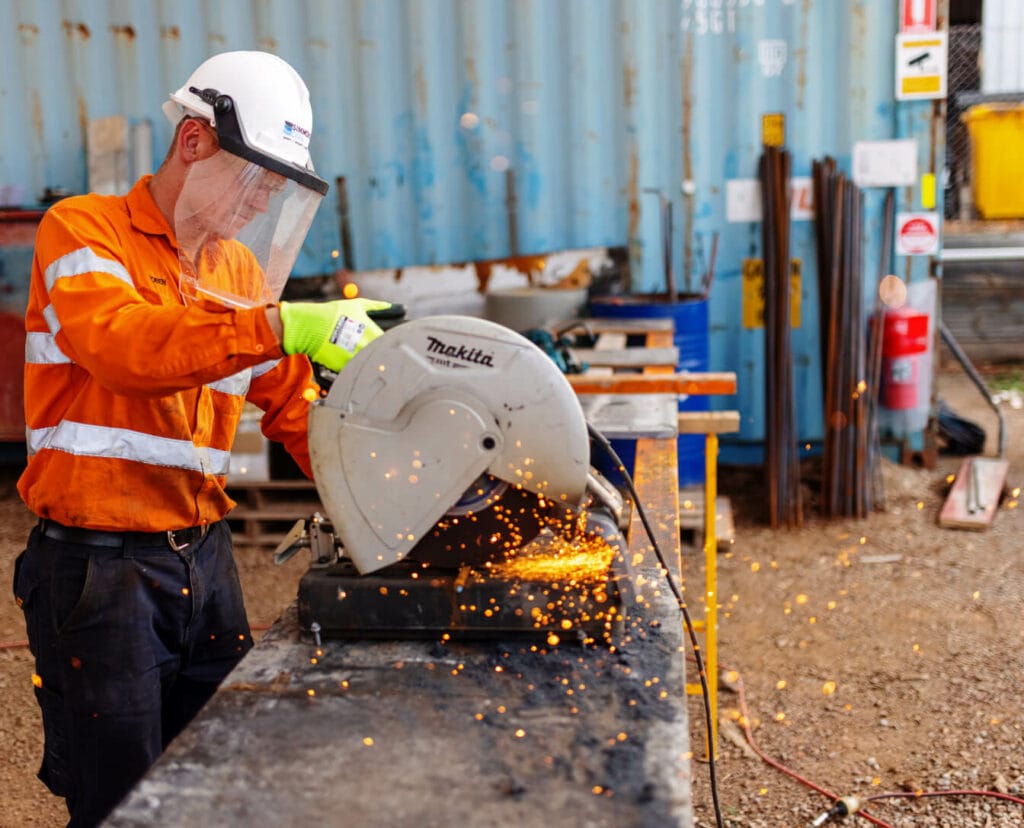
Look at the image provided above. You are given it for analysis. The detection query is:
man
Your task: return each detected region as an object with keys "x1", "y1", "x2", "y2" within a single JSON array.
[{"x1": 12, "y1": 51, "x2": 388, "y2": 827}]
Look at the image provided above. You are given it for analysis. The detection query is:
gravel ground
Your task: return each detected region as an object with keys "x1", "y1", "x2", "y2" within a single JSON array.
[
  {"x1": 1, "y1": 368, "x2": 1022, "y2": 827},
  {"x1": 687, "y1": 368, "x2": 1024, "y2": 828}
]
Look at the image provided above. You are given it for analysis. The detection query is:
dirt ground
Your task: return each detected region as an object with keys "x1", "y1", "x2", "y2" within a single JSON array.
[
  {"x1": 1, "y1": 366, "x2": 1022, "y2": 828},
  {"x1": 687, "y1": 366, "x2": 1024, "y2": 828}
]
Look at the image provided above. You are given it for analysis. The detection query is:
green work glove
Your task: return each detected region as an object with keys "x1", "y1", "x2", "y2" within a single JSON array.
[{"x1": 279, "y1": 298, "x2": 393, "y2": 372}]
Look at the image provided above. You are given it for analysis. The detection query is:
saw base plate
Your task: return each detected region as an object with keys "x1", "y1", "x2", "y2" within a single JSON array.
[{"x1": 297, "y1": 513, "x2": 634, "y2": 643}]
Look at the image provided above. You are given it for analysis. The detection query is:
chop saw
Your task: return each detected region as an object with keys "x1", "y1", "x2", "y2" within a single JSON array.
[{"x1": 276, "y1": 315, "x2": 634, "y2": 642}]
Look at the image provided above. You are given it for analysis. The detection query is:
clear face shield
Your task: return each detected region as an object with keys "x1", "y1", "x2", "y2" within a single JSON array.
[{"x1": 173, "y1": 90, "x2": 329, "y2": 309}]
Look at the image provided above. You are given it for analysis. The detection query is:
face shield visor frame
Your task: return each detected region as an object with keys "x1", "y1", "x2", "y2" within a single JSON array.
[{"x1": 174, "y1": 89, "x2": 329, "y2": 309}]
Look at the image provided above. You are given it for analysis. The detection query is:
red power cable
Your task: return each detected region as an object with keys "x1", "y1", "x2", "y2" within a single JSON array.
[{"x1": 701, "y1": 658, "x2": 1024, "y2": 826}]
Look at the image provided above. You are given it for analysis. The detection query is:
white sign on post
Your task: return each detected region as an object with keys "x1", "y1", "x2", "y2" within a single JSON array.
[
  {"x1": 726, "y1": 177, "x2": 814, "y2": 223},
  {"x1": 895, "y1": 31, "x2": 948, "y2": 101}
]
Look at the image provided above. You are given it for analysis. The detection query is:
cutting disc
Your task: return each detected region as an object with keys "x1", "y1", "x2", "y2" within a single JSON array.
[{"x1": 407, "y1": 474, "x2": 568, "y2": 570}]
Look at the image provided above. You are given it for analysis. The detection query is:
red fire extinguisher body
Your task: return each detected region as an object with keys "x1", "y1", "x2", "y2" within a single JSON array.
[{"x1": 880, "y1": 308, "x2": 929, "y2": 410}]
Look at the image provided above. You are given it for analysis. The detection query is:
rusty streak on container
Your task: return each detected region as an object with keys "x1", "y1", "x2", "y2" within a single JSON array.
[
  {"x1": 77, "y1": 95, "x2": 88, "y2": 153},
  {"x1": 161, "y1": 25, "x2": 180, "y2": 40},
  {"x1": 31, "y1": 90, "x2": 43, "y2": 147},
  {"x1": 621, "y1": 59, "x2": 635, "y2": 110},
  {"x1": 61, "y1": 20, "x2": 90, "y2": 39},
  {"x1": 795, "y1": 0, "x2": 810, "y2": 109},
  {"x1": 76, "y1": 96, "x2": 88, "y2": 150},
  {"x1": 18, "y1": 23, "x2": 39, "y2": 36},
  {"x1": 110, "y1": 25, "x2": 136, "y2": 41}
]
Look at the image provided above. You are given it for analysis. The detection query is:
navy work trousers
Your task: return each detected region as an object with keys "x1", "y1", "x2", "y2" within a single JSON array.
[{"x1": 12, "y1": 520, "x2": 253, "y2": 828}]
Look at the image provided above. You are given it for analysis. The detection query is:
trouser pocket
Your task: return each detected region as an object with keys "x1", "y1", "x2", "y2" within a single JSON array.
[
  {"x1": 13, "y1": 529, "x2": 41, "y2": 654},
  {"x1": 34, "y1": 683, "x2": 74, "y2": 798}
]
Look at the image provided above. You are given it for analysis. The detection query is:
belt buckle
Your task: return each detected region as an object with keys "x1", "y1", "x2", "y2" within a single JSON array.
[{"x1": 167, "y1": 525, "x2": 206, "y2": 552}]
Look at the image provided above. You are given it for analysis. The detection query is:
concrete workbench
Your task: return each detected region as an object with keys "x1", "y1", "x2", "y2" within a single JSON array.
[{"x1": 104, "y1": 348, "x2": 695, "y2": 828}]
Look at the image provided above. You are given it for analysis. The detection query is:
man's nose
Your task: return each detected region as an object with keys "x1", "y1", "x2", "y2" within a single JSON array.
[{"x1": 248, "y1": 188, "x2": 273, "y2": 213}]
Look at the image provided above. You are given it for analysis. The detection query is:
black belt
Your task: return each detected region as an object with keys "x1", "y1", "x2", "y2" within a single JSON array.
[{"x1": 40, "y1": 520, "x2": 210, "y2": 552}]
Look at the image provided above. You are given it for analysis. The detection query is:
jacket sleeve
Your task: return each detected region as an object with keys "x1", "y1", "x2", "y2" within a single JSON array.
[
  {"x1": 36, "y1": 200, "x2": 283, "y2": 398},
  {"x1": 246, "y1": 355, "x2": 319, "y2": 479}
]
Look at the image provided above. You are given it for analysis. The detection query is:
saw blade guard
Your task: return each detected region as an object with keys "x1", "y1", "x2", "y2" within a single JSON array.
[{"x1": 308, "y1": 315, "x2": 591, "y2": 573}]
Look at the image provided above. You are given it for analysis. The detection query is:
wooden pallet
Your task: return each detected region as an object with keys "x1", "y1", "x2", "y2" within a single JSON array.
[{"x1": 225, "y1": 479, "x2": 322, "y2": 547}]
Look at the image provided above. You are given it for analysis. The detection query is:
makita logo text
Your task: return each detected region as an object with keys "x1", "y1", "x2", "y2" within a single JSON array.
[{"x1": 425, "y1": 336, "x2": 494, "y2": 367}]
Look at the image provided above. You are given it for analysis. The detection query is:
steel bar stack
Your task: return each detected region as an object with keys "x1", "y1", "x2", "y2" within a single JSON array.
[
  {"x1": 812, "y1": 157, "x2": 885, "y2": 518},
  {"x1": 760, "y1": 146, "x2": 802, "y2": 528}
]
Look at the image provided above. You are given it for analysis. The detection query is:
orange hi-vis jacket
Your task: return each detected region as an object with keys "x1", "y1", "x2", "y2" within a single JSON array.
[{"x1": 18, "y1": 176, "x2": 320, "y2": 533}]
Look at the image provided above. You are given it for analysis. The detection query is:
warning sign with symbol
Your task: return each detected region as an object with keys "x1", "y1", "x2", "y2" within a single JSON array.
[
  {"x1": 896, "y1": 211, "x2": 940, "y2": 256},
  {"x1": 896, "y1": 31, "x2": 948, "y2": 100}
]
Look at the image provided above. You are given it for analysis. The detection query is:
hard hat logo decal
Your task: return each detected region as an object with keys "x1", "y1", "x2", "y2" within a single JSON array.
[{"x1": 283, "y1": 120, "x2": 311, "y2": 149}]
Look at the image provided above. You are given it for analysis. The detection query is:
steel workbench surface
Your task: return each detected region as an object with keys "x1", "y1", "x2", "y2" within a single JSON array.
[{"x1": 104, "y1": 440, "x2": 694, "y2": 828}]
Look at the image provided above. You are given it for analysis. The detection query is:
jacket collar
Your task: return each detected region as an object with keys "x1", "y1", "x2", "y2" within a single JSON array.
[{"x1": 126, "y1": 176, "x2": 177, "y2": 246}]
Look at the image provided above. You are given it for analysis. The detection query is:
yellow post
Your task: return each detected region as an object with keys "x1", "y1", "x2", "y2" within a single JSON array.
[{"x1": 704, "y1": 432, "x2": 719, "y2": 760}]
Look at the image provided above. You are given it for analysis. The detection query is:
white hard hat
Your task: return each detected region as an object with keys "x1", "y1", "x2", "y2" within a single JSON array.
[{"x1": 163, "y1": 50, "x2": 316, "y2": 173}]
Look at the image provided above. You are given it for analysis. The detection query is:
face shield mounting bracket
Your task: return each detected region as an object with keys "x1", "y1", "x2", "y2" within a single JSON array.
[{"x1": 187, "y1": 86, "x2": 329, "y2": 196}]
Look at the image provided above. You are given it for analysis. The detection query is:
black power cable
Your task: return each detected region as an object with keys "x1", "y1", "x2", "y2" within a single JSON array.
[{"x1": 588, "y1": 423, "x2": 724, "y2": 828}]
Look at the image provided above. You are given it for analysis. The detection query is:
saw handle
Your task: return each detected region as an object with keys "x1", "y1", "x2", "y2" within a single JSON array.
[
  {"x1": 367, "y1": 303, "x2": 406, "y2": 330},
  {"x1": 312, "y1": 304, "x2": 407, "y2": 390}
]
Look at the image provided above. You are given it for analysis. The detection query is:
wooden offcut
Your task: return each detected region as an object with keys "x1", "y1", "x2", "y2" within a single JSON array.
[
  {"x1": 567, "y1": 370, "x2": 737, "y2": 395},
  {"x1": 555, "y1": 317, "x2": 675, "y2": 335},
  {"x1": 677, "y1": 486, "x2": 736, "y2": 548},
  {"x1": 677, "y1": 410, "x2": 741, "y2": 435},
  {"x1": 938, "y1": 456, "x2": 1010, "y2": 531}
]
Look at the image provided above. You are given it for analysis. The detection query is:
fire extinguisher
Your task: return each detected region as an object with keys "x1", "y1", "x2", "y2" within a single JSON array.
[{"x1": 879, "y1": 307, "x2": 929, "y2": 410}]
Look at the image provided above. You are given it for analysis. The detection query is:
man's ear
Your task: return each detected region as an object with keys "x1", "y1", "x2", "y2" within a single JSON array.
[{"x1": 177, "y1": 119, "x2": 218, "y2": 163}]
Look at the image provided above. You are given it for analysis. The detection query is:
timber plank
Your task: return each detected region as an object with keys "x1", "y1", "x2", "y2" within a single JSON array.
[
  {"x1": 938, "y1": 457, "x2": 1010, "y2": 530},
  {"x1": 567, "y1": 371, "x2": 737, "y2": 396},
  {"x1": 570, "y1": 346, "x2": 679, "y2": 368}
]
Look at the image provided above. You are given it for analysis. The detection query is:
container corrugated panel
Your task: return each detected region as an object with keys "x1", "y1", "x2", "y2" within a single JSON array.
[
  {"x1": 982, "y1": 0, "x2": 1024, "y2": 93},
  {"x1": 0, "y1": 1, "x2": 941, "y2": 444}
]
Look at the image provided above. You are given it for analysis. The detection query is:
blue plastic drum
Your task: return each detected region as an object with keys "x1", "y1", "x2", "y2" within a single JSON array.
[{"x1": 588, "y1": 294, "x2": 710, "y2": 487}]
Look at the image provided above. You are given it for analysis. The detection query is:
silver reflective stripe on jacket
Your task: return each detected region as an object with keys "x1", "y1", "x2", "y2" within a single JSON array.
[
  {"x1": 207, "y1": 368, "x2": 252, "y2": 397},
  {"x1": 27, "y1": 421, "x2": 233, "y2": 475},
  {"x1": 251, "y1": 358, "x2": 281, "y2": 379},
  {"x1": 206, "y1": 358, "x2": 281, "y2": 397},
  {"x1": 44, "y1": 248, "x2": 134, "y2": 293},
  {"x1": 41, "y1": 248, "x2": 135, "y2": 339},
  {"x1": 25, "y1": 331, "x2": 72, "y2": 365}
]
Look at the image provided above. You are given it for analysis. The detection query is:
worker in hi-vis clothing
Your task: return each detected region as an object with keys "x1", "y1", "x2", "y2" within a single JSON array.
[{"x1": 12, "y1": 51, "x2": 390, "y2": 828}]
